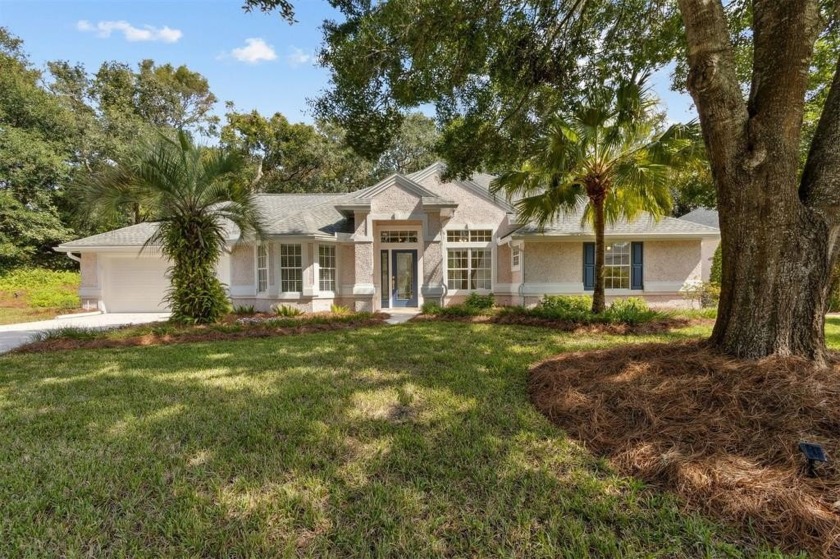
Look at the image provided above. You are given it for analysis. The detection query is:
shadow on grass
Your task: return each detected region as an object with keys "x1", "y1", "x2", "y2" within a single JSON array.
[{"x1": 0, "y1": 322, "x2": 794, "y2": 557}]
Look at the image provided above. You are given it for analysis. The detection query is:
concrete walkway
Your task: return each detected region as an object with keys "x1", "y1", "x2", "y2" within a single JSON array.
[
  {"x1": 384, "y1": 308, "x2": 421, "y2": 325},
  {"x1": 0, "y1": 312, "x2": 170, "y2": 354}
]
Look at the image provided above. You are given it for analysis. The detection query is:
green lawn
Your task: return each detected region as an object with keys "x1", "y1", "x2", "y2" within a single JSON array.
[{"x1": 0, "y1": 321, "x2": 811, "y2": 558}]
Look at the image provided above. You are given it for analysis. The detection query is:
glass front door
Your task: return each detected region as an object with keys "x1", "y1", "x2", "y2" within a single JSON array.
[{"x1": 390, "y1": 250, "x2": 418, "y2": 307}]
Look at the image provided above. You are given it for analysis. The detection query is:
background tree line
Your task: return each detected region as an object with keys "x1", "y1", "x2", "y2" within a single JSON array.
[{"x1": 0, "y1": 26, "x2": 441, "y2": 271}]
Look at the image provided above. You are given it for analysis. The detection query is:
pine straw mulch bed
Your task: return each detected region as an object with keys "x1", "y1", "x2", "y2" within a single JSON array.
[
  {"x1": 529, "y1": 341, "x2": 840, "y2": 557},
  {"x1": 13, "y1": 314, "x2": 388, "y2": 354},
  {"x1": 414, "y1": 312, "x2": 702, "y2": 335}
]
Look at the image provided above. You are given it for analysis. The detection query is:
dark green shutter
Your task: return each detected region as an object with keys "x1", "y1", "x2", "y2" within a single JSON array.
[
  {"x1": 583, "y1": 243, "x2": 595, "y2": 291},
  {"x1": 631, "y1": 242, "x2": 644, "y2": 290}
]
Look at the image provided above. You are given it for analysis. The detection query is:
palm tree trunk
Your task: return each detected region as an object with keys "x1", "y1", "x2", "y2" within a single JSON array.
[{"x1": 592, "y1": 197, "x2": 606, "y2": 314}]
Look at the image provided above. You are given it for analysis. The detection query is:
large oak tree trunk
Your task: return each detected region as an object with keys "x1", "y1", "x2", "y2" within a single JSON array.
[{"x1": 678, "y1": 0, "x2": 839, "y2": 363}]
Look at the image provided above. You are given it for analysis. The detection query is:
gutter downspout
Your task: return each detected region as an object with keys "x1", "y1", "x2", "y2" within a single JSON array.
[{"x1": 66, "y1": 251, "x2": 81, "y2": 263}]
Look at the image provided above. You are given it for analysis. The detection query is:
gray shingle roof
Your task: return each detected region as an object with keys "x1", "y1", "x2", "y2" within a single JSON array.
[
  {"x1": 257, "y1": 193, "x2": 354, "y2": 236},
  {"x1": 511, "y1": 204, "x2": 720, "y2": 238},
  {"x1": 58, "y1": 193, "x2": 357, "y2": 249},
  {"x1": 679, "y1": 207, "x2": 720, "y2": 228},
  {"x1": 58, "y1": 164, "x2": 720, "y2": 249},
  {"x1": 58, "y1": 222, "x2": 163, "y2": 248}
]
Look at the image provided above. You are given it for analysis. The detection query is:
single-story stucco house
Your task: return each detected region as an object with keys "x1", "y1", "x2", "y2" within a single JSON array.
[{"x1": 55, "y1": 162, "x2": 720, "y2": 313}]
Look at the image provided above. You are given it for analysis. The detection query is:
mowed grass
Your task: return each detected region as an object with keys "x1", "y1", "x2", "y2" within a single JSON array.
[{"x1": 0, "y1": 321, "x2": 811, "y2": 558}]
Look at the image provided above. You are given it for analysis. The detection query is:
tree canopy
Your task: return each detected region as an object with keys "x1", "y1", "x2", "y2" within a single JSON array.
[
  {"x1": 220, "y1": 107, "x2": 440, "y2": 193},
  {"x1": 0, "y1": 26, "x2": 441, "y2": 268},
  {"x1": 0, "y1": 28, "x2": 74, "y2": 269}
]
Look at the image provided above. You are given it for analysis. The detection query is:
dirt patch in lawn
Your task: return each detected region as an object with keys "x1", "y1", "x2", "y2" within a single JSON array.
[
  {"x1": 529, "y1": 341, "x2": 840, "y2": 557},
  {"x1": 14, "y1": 315, "x2": 387, "y2": 354},
  {"x1": 414, "y1": 313, "x2": 699, "y2": 335}
]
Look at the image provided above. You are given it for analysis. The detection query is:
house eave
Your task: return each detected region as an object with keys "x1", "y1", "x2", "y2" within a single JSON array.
[{"x1": 510, "y1": 232, "x2": 721, "y2": 242}]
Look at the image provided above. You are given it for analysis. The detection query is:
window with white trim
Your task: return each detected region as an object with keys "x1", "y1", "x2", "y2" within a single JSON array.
[
  {"x1": 511, "y1": 245, "x2": 521, "y2": 270},
  {"x1": 446, "y1": 229, "x2": 492, "y2": 243},
  {"x1": 319, "y1": 245, "x2": 336, "y2": 292},
  {"x1": 257, "y1": 245, "x2": 268, "y2": 293},
  {"x1": 380, "y1": 230, "x2": 417, "y2": 243},
  {"x1": 604, "y1": 241, "x2": 631, "y2": 289},
  {"x1": 447, "y1": 248, "x2": 492, "y2": 290},
  {"x1": 279, "y1": 244, "x2": 303, "y2": 292}
]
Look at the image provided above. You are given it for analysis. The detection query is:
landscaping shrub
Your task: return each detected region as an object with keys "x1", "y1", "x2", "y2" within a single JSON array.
[
  {"x1": 532, "y1": 295, "x2": 594, "y2": 322},
  {"x1": 464, "y1": 292, "x2": 494, "y2": 310},
  {"x1": 330, "y1": 304, "x2": 351, "y2": 315},
  {"x1": 603, "y1": 297, "x2": 658, "y2": 325},
  {"x1": 710, "y1": 244, "x2": 722, "y2": 285},
  {"x1": 32, "y1": 326, "x2": 100, "y2": 342},
  {"x1": 422, "y1": 297, "x2": 489, "y2": 318},
  {"x1": 272, "y1": 304, "x2": 304, "y2": 317},
  {"x1": 526, "y1": 295, "x2": 660, "y2": 325},
  {"x1": 438, "y1": 304, "x2": 481, "y2": 318},
  {"x1": 420, "y1": 301, "x2": 441, "y2": 315},
  {"x1": 232, "y1": 305, "x2": 256, "y2": 315}
]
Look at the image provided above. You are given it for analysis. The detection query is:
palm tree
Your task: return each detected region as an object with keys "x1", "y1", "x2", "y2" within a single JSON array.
[
  {"x1": 83, "y1": 131, "x2": 264, "y2": 324},
  {"x1": 492, "y1": 80, "x2": 700, "y2": 313}
]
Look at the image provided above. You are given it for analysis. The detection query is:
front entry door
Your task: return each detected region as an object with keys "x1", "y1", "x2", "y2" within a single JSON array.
[{"x1": 391, "y1": 250, "x2": 418, "y2": 307}]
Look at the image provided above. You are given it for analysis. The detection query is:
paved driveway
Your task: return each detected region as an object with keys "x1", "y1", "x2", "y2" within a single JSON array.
[{"x1": 0, "y1": 312, "x2": 170, "y2": 354}]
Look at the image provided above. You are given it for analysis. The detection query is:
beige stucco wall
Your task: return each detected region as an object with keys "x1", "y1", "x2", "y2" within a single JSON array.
[
  {"x1": 339, "y1": 244, "x2": 355, "y2": 287},
  {"x1": 523, "y1": 242, "x2": 582, "y2": 284},
  {"x1": 231, "y1": 243, "x2": 255, "y2": 288},
  {"x1": 418, "y1": 173, "x2": 514, "y2": 236},
  {"x1": 426, "y1": 212, "x2": 443, "y2": 239},
  {"x1": 353, "y1": 210, "x2": 368, "y2": 237},
  {"x1": 521, "y1": 239, "x2": 704, "y2": 287},
  {"x1": 355, "y1": 243, "x2": 374, "y2": 286},
  {"x1": 644, "y1": 240, "x2": 702, "y2": 286},
  {"x1": 423, "y1": 241, "x2": 443, "y2": 286},
  {"x1": 80, "y1": 253, "x2": 98, "y2": 288},
  {"x1": 371, "y1": 184, "x2": 422, "y2": 215},
  {"x1": 497, "y1": 244, "x2": 512, "y2": 285}
]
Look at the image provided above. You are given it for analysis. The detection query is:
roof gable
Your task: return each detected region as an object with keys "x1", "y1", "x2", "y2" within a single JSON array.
[
  {"x1": 355, "y1": 173, "x2": 440, "y2": 201},
  {"x1": 408, "y1": 161, "x2": 514, "y2": 213}
]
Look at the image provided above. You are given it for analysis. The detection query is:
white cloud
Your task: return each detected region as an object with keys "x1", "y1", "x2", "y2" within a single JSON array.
[
  {"x1": 228, "y1": 38, "x2": 277, "y2": 64},
  {"x1": 76, "y1": 20, "x2": 182, "y2": 43},
  {"x1": 286, "y1": 46, "x2": 314, "y2": 68}
]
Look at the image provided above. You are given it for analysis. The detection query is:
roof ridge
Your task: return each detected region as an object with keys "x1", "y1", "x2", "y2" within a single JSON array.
[{"x1": 255, "y1": 192, "x2": 348, "y2": 197}]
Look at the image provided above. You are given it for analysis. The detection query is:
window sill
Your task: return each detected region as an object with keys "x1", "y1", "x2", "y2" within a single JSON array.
[
  {"x1": 604, "y1": 289, "x2": 642, "y2": 295},
  {"x1": 446, "y1": 288, "x2": 494, "y2": 295}
]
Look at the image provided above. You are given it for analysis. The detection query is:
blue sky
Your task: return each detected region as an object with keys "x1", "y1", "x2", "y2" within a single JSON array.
[{"x1": 0, "y1": 0, "x2": 696, "y2": 126}]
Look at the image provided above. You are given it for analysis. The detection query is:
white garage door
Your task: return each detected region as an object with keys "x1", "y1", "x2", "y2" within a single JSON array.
[{"x1": 103, "y1": 256, "x2": 171, "y2": 312}]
